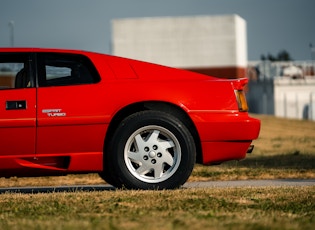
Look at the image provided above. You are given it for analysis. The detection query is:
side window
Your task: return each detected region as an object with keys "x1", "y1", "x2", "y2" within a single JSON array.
[
  {"x1": 0, "y1": 53, "x2": 31, "y2": 90},
  {"x1": 38, "y1": 53, "x2": 100, "y2": 87}
]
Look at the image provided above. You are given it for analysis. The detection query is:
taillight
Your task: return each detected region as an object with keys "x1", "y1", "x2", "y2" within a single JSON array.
[{"x1": 234, "y1": 90, "x2": 249, "y2": 112}]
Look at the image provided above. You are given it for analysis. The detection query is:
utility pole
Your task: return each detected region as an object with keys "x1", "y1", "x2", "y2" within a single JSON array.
[{"x1": 8, "y1": 20, "x2": 15, "y2": 47}]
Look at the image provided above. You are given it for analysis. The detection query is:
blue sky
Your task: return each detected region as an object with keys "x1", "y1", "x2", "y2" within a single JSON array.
[{"x1": 0, "y1": 0, "x2": 314, "y2": 60}]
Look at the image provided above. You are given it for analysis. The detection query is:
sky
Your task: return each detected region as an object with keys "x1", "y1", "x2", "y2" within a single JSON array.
[{"x1": 0, "y1": 0, "x2": 314, "y2": 61}]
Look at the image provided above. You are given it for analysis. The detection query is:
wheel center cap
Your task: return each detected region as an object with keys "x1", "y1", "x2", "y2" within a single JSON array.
[{"x1": 149, "y1": 151, "x2": 156, "y2": 158}]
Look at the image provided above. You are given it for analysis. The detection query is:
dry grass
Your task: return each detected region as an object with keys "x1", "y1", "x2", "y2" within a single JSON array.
[
  {"x1": 0, "y1": 174, "x2": 104, "y2": 188},
  {"x1": 0, "y1": 187, "x2": 314, "y2": 230},
  {"x1": 252, "y1": 114, "x2": 315, "y2": 155}
]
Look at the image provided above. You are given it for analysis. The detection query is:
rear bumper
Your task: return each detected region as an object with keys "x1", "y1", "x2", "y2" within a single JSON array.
[
  {"x1": 189, "y1": 112, "x2": 261, "y2": 165},
  {"x1": 201, "y1": 141, "x2": 252, "y2": 165},
  {"x1": 191, "y1": 112, "x2": 261, "y2": 141}
]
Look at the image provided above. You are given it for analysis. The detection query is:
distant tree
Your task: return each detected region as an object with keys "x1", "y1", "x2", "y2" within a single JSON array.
[
  {"x1": 277, "y1": 50, "x2": 293, "y2": 61},
  {"x1": 267, "y1": 53, "x2": 276, "y2": 62},
  {"x1": 260, "y1": 50, "x2": 293, "y2": 62}
]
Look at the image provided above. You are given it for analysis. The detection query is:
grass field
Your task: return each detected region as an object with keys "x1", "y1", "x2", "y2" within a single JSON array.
[
  {"x1": 0, "y1": 114, "x2": 314, "y2": 229},
  {"x1": 0, "y1": 187, "x2": 314, "y2": 230}
]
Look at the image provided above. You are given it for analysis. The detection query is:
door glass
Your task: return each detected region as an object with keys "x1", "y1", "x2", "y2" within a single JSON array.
[{"x1": 0, "y1": 53, "x2": 32, "y2": 89}]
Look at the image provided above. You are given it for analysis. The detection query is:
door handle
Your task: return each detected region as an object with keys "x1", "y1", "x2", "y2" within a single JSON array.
[{"x1": 6, "y1": 100, "x2": 27, "y2": 110}]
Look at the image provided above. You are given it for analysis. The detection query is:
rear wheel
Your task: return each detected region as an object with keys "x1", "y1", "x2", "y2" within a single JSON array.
[{"x1": 104, "y1": 110, "x2": 196, "y2": 190}]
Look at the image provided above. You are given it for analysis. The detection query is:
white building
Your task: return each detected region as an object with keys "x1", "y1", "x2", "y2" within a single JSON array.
[
  {"x1": 274, "y1": 78, "x2": 315, "y2": 121},
  {"x1": 247, "y1": 61, "x2": 315, "y2": 121},
  {"x1": 112, "y1": 14, "x2": 247, "y2": 79}
]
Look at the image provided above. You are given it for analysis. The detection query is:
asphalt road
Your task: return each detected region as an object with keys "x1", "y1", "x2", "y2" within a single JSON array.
[
  {"x1": 184, "y1": 179, "x2": 315, "y2": 188},
  {"x1": 0, "y1": 179, "x2": 314, "y2": 194}
]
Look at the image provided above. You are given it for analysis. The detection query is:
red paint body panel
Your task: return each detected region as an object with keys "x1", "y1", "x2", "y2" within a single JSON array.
[
  {"x1": 201, "y1": 141, "x2": 251, "y2": 164},
  {"x1": 0, "y1": 48, "x2": 260, "y2": 178},
  {"x1": 190, "y1": 112, "x2": 260, "y2": 141},
  {"x1": 0, "y1": 88, "x2": 36, "y2": 156}
]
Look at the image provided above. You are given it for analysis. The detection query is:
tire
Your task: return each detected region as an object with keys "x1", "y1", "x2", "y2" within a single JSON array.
[
  {"x1": 106, "y1": 110, "x2": 196, "y2": 190},
  {"x1": 98, "y1": 157, "x2": 121, "y2": 188}
]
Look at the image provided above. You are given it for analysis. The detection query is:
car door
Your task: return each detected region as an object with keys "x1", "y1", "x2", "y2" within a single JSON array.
[
  {"x1": 0, "y1": 53, "x2": 36, "y2": 157},
  {"x1": 35, "y1": 52, "x2": 106, "y2": 162}
]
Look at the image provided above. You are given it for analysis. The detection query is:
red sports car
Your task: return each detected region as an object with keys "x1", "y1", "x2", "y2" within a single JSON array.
[{"x1": 0, "y1": 48, "x2": 260, "y2": 189}]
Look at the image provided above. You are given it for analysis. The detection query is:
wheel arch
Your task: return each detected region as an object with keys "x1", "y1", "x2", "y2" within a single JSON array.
[{"x1": 104, "y1": 101, "x2": 203, "y2": 164}]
